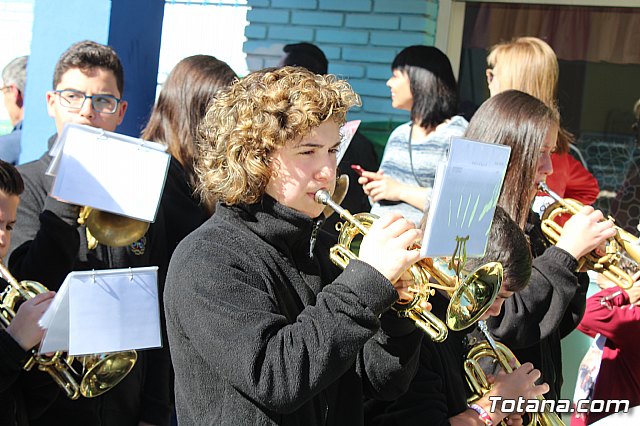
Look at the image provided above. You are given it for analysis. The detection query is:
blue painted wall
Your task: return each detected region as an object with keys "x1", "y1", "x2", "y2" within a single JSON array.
[
  {"x1": 108, "y1": 0, "x2": 165, "y2": 138},
  {"x1": 21, "y1": 0, "x2": 164, "y2": 164}
]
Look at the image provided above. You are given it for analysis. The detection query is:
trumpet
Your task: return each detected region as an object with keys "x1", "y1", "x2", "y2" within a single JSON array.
[
  {"x1": 78, "y1": 206, "x2": 150, "y2": 249},
  {"x1": 538, "y1": 182, "x2": 639, "y2": 290},
  {"x1": 0, "y1": 262, "x2": 137, "y2": 399},
  {"x1": 315, "y1": 185, "x2": 502, "y2": 343},
  {"x1": 465, "y1": 321, "x2": 565, "y2": 426}
]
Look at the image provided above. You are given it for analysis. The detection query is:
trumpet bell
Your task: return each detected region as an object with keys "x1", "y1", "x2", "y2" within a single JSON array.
[
  {"x1": 84, "y1": 209, "x2": 150, "y2": 247},
  {"x1": 0, "y1": 263, "x2": 138, "y2": 400},
  {"x1": 80, "y1": 351, "x2": 138, "y2": 398},
  {"x1": 315, "y1": 185, "x2": 504, "y2": 342},
  {"x1": 447, "y1": 261, "x2": 502, "y2": 331}
]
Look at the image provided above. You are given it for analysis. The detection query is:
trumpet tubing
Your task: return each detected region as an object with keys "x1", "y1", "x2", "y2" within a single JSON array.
[
  {"x1": 315, "y1": 187, "x2": 502, "y2": 343},
  {"x1": 538, "y1": 182, "x2": 637, "y2": 290},
  {"x1": 465, "y1": 321, "x2": 565, "y2": 426},
  {"x1": 316, "y1": 192, "x2": 448, "y2": 342}
]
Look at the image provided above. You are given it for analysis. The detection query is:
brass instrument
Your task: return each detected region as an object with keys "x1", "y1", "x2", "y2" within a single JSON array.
[
  {"x1": 465, "y1": 321, "x2": 565, "y2": 426},
  {"x1": 315, "y1": 187, "x2": 503, "y2": 343},
  {"x1": 0, "y1": 262, "x2": 138, "y2": 399},
  {"x1": 78, "y1": 206, "x2": 150, "y2": 249},
  {"x1": 538, "y1": 181, "x2": 639, "y2": 290},
  {"x1": 321, "y1": 174, "x2": 349, "y2": 219}
]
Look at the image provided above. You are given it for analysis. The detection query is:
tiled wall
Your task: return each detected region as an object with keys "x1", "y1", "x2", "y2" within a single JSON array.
[{"x1": 244, "y1": 0, "x2": 439, "y2": 123}]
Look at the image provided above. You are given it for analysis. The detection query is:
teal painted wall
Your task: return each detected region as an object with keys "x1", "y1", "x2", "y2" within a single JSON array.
[{"x1": 244, "y1": 0, "x2": 440, "y2": 125}]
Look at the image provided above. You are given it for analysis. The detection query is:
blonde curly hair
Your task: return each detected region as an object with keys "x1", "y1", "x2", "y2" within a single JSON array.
[{"x1": 196, "y1": 66, "x2": 361, "y2": 206}]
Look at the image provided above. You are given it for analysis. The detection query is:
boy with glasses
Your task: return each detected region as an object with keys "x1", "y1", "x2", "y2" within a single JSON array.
[{"x1": 6, "y1": 40, "x2": 171, "y2": 426}]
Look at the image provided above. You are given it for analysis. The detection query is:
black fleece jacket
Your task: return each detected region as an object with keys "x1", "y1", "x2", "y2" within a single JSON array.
[
  {"x1": 487, "y1": 214, "x2": 589, "y2": 401},
  {"x1": 364, "y1": 290, "x2": 470, "y2": 426},
  {"x1": 0, "y1": 328, "x2": 60, "y2": 426},
  {"x1": 164, "y1": 196, "x2": 423, "y2": 426},
  {"x1": 6, "y1": 137, "x2": 172, "y2": 426}
]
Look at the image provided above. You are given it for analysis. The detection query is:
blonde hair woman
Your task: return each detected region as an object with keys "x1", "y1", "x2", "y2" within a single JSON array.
[{"x1": 486, "y1": 36, "x2": 600, "y2": 206}]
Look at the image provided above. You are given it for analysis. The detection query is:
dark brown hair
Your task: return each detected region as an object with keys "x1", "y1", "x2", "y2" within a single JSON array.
[
  {"x1": 464, "y1": 206, "x2": 531, "y2": 292},
  {"x1": 464, "y1": 90, "x2": 559, "y2": 229},
  {"x1": 142, "y1": 55, "x2": 236, "y2": 199},
  {"x1": 53, "y1": 40, "x2": 124, "y2": 95},
  {"x1": 0, "y1": 160, "x2": 24, "y2": 196}
]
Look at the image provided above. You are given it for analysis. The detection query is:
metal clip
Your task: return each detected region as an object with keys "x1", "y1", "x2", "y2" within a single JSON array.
[{"x1": 96, "y1": 129, "x2": 108, "y2": 140}]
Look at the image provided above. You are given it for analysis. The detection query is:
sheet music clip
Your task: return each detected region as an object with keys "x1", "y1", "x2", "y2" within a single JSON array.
[
  {"x1": 91, "y1": 269, "x2": 96, "y2": 283},
  {"x1": 136, "y1": 138, "x2": 149, "y2": 151},
  {"x1": 96, "y1": 129, "x2": 108, "y2": 140},
  {"x1": 128, "y1": 267, "x2": 134, "y2": 281}
]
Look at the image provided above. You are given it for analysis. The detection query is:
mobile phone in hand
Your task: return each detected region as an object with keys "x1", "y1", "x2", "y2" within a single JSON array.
[{"x1": 351, "y1": 164, "x2": 365, "y2": 176}]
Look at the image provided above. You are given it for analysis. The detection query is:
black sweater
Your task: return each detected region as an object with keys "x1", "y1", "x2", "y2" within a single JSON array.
[
  {"x1": 487, "y1": 215, "x2": 589, "y2": 401},
  {"x1": 6, "y1": 138, "x2": 172, "y2": 426},
  {"x1": 364, "y1": 290, "x2": 470, "y2": 426},
  {"x1": 164, "y1": 196, "x2": 423, "y2": 426},
  {"x1": 0, "y1": 328, "x2": 59, "y2": 426}
]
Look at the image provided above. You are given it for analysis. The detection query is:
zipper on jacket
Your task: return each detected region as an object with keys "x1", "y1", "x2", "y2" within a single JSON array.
[{"x1": 309, "y1": 219, "x2": 322, "y2": 259}]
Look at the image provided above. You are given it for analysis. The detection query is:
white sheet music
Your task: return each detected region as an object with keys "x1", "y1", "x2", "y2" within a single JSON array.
[
  {"x1": 39, "y1": 267, "x2": 161, "y2": 355},
  {"x1": 421, "y1": 138, "x2": 511, "y2": 258},
  {"x1": 337, "y1": 120, "x2": 361, "y2": 163},
  {"x1": 49, "y1": 123, "x2": 170, "y2": 222}
]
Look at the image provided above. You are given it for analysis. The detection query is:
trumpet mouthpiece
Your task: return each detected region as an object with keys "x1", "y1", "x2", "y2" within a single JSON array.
[{"x1": 315, "y1": 189, "x2": 331, "y2": 205}]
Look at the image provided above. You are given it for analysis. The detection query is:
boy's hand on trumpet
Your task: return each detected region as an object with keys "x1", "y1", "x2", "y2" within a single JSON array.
[{"x1": 6, "y1": 291, "x2": 55, "y2": 350}]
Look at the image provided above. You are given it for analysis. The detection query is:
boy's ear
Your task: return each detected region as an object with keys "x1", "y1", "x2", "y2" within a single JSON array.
[
  {"x1": 116, "y1": 100, "x2": 128, "y2": 125},
  {"x1": 45, "y1": 91, "x2": 57, "y2": 118}
]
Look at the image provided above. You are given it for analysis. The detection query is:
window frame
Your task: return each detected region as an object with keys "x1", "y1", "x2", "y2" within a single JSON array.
[{"x1": 435, "y1": 0, "x2": 640, "y2": 78}]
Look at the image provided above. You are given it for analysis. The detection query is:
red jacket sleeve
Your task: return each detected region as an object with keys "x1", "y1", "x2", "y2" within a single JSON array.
[
  {"x1": 546, "y1": 153, "x2": 599, "y2": 205},
  {"x1": 577, "y1": 287, "x2": 640, "y2": 347}
]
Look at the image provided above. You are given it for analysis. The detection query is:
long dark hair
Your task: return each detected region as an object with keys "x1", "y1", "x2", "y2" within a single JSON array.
[
  {"x1": 143, "y1": 55, "x2": 236, "y2": 196},
  {"x1": 392, "y1": 45, "x2": 458, "y2": 129},
  {"x1": 464, "y1": 90, "x2": 559, "y2": 229}
]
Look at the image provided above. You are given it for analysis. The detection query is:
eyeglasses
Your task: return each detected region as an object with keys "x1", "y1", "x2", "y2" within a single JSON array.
[
  {"x1": 53, "y1": 89, "x2": 121, "y2": 114},
  {"x1": 486, "y1": 69, "x2": 495, "y2": 84}
]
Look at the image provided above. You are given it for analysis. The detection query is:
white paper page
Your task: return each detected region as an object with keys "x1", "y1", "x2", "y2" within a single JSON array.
[
  {"x1": 50, "y1": 124, "x2": 170, "y2": 222},
  {"x1": 337, "y1": 120, "x2": 361, "y2": 163},
  {"x1": 39, "y1": 280, "x2": 71, "y2": 354},
  {"x1": 421, "y1": 138, "x2": 511, "y2": 258},
  {"x1": 45, "y1": 134, "x2": 64, "y2": 176},
  {"x1": 421, "y1": 162, "x2": 445, "y2": 251},
  {"x1": 67, "y1": 267, "x2": 161, "y2": 355}
]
